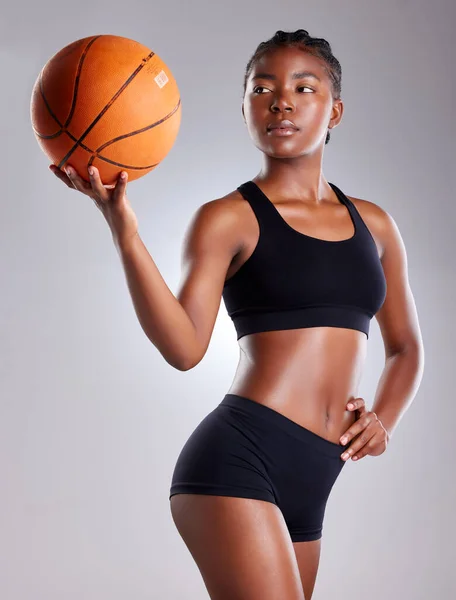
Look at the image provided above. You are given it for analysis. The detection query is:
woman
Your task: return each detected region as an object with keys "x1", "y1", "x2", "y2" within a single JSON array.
[{"x1": 51, "y1": 29, "x2": 424, "y2": 600}]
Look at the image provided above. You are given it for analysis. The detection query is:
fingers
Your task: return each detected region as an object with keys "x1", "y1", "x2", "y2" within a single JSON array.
[
  {"x1": 51, "y1": 163, "x2": 93, "y2": 194},
  {"x1": 340, "y1": 411, "x2": 384, "y2": 461},
  {"x1": 88, "y1": 166, "x2": 128, "y2": 201},
  {"x1": 112, "y1": 169, "x2": 128, "y2": 200},
  {"x1": 340, "y1": 426, "x2": 375, "y2": 461},
  {"x1": 87, "y1": 166, "x2": 110, "y2": 201},
  {"x1": 347, "y1": 433, "x2": 386, "y2": 461},
  {"x1": 346, "y1": 397, "x2": 366, "y2": 412},
  {"x1": 50, "y1": 164, "x2": 128, "y2": 203},
  {"x1": 340, "y1": 410, "x2": 374, "y2": 445},
  {"x1": 49, "y1": 164, "x2": 74, "y2": 188}
]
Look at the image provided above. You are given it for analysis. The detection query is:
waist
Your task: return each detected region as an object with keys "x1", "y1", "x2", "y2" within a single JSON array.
[{"x1": 222, "y1": 391, "x2": 358, "y2": 448}]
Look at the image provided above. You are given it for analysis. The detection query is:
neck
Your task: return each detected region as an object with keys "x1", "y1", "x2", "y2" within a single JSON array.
[{"x1": 254, "y1": 149, "x2": 332, "y2": 205}]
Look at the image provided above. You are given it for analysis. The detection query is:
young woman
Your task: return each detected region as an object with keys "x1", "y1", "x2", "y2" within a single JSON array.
[{"x1": 51, "y1": 29, "x2": 424, "y2": 600}]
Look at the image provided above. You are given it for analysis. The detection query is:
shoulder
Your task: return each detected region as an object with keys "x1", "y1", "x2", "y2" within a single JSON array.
[
  {"x1": 345, "y1": 194, "x2": 395, "y2": 260},
  {"x1": 190, "y1": 189, "x2": 246, "y2": 232},
  {"x1": 182, "y1": 189, "x2": 247, "y2": 256}
]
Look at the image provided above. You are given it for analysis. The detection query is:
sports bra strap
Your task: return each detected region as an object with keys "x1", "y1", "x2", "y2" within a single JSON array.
[{"x1": 236, "y1": 181, "x2": 280, "y2": 232}]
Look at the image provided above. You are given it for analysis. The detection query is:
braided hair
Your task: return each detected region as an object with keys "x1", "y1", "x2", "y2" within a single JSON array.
[{"x1": 243, "y1": 30, "x2": 342, "y2": 145}]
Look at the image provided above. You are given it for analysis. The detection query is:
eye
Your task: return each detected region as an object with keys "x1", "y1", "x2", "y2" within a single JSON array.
[
  {"x1": 253, "y1": 85, "x2": 314, "y2": 94},
  {"x1": 253, "y1": 86, "x2": 268, "y2": 94}
]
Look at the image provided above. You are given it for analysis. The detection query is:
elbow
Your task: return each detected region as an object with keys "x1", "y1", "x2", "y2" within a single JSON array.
[
  {"x1": 392, "y1": 340, "x2": 425, "y2": 375},
  {"x1": 178, "y1": 353, "x2": 203, "y2": 371},
  {"x1": 172, "y1": 359, "x2": 199, "y2": 372},
  {"x1": 158, "y1": 332, "x2": 204, "y2": 371},
  {"x1": 388, "y1": 334, "x2": 425, "y2": 360},
  {"x1": 177, "y1": 361, "x2": 195, "y2": 372},
  {"x1": 404, "y1": 340, "x2": 425, "y2": 362},
  {"x1": 176, "y1": 339, "x2": 205, "y2": 371},
  {"x1": 165, "y1": 350, "x2": 203, "y2": 372},
  {"x1": 164, "y1": 355, "x2": 192, "y2": 371}
]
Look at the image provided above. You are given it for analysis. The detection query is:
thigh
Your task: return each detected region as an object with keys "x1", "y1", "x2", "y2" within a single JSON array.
[
  {"x1": 293, "y1": 539, "x2": 322, "y2": 600},
  {"x1": 170, "y1": 494, "x2": 305, "y2": 600}
]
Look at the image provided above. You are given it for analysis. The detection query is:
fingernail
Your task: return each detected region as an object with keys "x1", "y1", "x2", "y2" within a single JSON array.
[
  {"x1": 340, "y1": 437, "x2": 347, "y2": 444},
  {"x1": 120, "y1": 171, "x2": 126, "y2": 179},
  {"x1": 347, "y1": 403, "x2": 354, "y2": 409},
  {"x1": 88, "y1": 167, "x2": 94, "y2": 176},
  {"x1": 342, "y1": 453, "x2": 349, "y2": 460},
  {"x1": 65, "y1": 167, "x2": 71, "y2": 176}
]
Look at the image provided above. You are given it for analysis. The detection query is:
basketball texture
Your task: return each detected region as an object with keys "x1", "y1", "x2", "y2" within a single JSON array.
[{"x1": 30, "y1": 35, "x2": 181, "y2": 185}]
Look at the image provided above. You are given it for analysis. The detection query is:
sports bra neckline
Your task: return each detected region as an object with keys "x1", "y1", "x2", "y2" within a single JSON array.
[{"x1": 247, "y1": 180, "x2": 358, "y2": 244}]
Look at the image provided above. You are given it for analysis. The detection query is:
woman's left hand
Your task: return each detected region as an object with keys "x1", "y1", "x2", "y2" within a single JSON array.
[{"x1": 339, "y1": 397, "x2": 390, "y2": 462}]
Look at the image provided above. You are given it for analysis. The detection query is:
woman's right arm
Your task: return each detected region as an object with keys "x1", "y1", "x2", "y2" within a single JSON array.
[
  {"x1": 51, "y1": 164, "x2": 241, "y2": 371},
  {"x1": 115, "y1": 198, "x2": 241, "y2": 370}
]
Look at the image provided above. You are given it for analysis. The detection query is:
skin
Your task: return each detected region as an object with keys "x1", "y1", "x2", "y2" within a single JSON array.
[{"x1": 51, "y1": 43, "x2": 423, "y2": 599}]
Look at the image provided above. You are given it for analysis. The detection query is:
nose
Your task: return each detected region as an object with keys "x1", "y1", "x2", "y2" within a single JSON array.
[{"x1": 270, "y1": 92, "x2": 295, "y2": 113}]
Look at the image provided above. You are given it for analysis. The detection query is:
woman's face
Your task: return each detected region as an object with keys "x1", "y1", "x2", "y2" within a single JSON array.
[{"x1": 242, "y1": 45, "x2": 343, "y2": 157}]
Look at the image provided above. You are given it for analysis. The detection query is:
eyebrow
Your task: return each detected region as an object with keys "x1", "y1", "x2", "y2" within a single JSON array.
[{"x1": 251, "y1": 71, "x2": 322, "y2": 82}]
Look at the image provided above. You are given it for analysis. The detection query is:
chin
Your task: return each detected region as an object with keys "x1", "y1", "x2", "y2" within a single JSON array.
[{"x1": 257, "y1": 142, "x2": 306, "y2": 159}]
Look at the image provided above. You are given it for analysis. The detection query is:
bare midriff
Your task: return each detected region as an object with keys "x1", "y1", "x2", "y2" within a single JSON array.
[{"x1": 226, "y1": 326, "x2": 367, "y2": 444}]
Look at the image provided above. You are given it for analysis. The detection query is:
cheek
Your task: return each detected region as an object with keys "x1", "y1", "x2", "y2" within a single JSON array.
[
  {"x1": 243, "y1": 101, "x2": 260, "y2": 123},
  {"x1": 243, "y1": 107, "x2": 265, "y2": 136},
  {"x1": 300, "y1": 98, "x2": 328, "y2": 120}
]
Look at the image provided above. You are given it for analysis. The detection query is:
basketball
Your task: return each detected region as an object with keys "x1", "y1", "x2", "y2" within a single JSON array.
[{"x1": 30, "y1": 34, "x2": 181, "y2": 185}]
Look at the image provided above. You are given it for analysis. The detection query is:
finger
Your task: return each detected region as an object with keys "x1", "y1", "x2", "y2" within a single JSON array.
[
  {"x1": 64, "y1": 166, "x2": 78, "y2": 189},
  {"x1": 339, "y1": 411, "x2": 375, "y2": 446},
  {"x1": 87, "y1": 166, "x2": 110, "y2": 201},
  {"x1": 341, "y1": 425, "x2": 376, "y2": 461},
  {"x1": 112, "y1": 170, "x2": 128, "y2": 202},
  {"x1": 351, "y1": 433, "x2": 385, "y2": 461},
  {"x1": 339, "y1": 423, "x2": 362, "y2": 447},
  {"x1": 65, "y1": 165, "x2": 92, "y2": 193},
  {"x1": 49, "y1": 164, "x2": 74, "y2": 188},
  {"x1": 346, "y1": 397, "x2": 366, "y2": 411}
]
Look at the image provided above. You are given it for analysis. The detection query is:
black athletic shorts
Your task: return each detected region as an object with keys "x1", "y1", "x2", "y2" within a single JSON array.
[{"x1": 169, "y1": 393, "x2": 350, "y2": 542}]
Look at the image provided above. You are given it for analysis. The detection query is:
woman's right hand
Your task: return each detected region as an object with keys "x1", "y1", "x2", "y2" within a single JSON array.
[{"x1": 50, "y1": 163, "x2": 139, "y2": 247}]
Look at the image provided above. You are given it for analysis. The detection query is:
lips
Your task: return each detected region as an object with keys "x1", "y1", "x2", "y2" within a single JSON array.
[{"x1": 267, "y1": 119, "x2": 299, "y2": 131}]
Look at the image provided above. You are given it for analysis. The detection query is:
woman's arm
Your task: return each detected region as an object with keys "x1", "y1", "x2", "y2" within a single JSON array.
[
  {"x1": 115, "y1": 198, "x2": 241, "y2": 371},
  {"x1": 371, "y1": 209, "x2": 425, "y2": 438}
]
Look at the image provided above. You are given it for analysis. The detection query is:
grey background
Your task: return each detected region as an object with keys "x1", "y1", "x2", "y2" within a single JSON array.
[{"x1": 1, "y1": 0, "x2": 454, "y2": 598}]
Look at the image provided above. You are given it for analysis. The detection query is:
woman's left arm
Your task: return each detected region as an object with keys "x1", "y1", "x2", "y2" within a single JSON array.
[
  {"x1": 339, "y1": 207, "x2": 425, "y2": 461},
  {"x1": 371, "y1": 209, "x2": 425, "y2": 438}
]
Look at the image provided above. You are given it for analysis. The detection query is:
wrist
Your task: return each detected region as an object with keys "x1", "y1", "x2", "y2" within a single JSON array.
[{"x1": 113, "y1": 230, "x2": 140, "y2": 252}]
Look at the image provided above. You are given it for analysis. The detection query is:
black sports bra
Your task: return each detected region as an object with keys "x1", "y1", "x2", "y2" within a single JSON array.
[{"x1": 222, "y1": 181, "x2": 387, "y2": 341}]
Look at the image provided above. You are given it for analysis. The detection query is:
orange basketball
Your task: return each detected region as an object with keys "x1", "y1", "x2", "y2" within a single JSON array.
[{"x1": 30, "y1": 34, "x2": 181, "y2": 185}]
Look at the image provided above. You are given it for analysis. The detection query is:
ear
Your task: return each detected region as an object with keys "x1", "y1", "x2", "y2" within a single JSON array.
[{"x1": 328, "y1": 97, "x2": 344, "y2": 130}]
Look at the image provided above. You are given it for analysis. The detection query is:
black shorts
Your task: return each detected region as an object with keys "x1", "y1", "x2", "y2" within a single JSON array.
[{"x1": 169, "y1": 393, "x2": 351, "y2": 542}]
